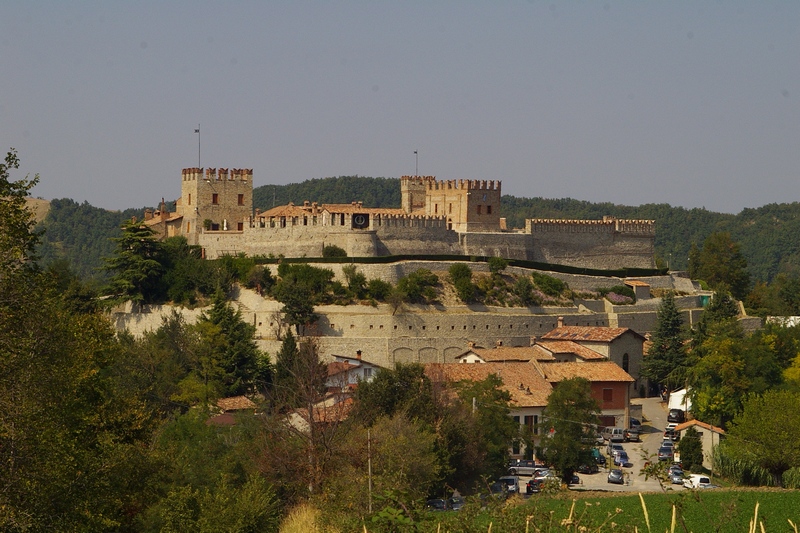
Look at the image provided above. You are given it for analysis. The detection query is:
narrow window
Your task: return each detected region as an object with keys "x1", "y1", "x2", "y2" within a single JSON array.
[
  {"x1": 188, "y1": 193, "x2": 191, "y2": 205},
  {"x1": 238, "y1": 193, "x2": 244, "y2": 206},
  {"x1": 449, "y1": 203, "x2": 452, "y2": 214},
  {"x1": 434, "y1": 204, "x2": 438, "y2": 214},
  {"x1": 487, "y1": 205, "x2": 492, "y2": 215},
  {"x1": 237, "y1": 222, "x2": 243, "y2": 231},
  {"x1": 187, "y1": 221, "x2": 191, "y2": 233},
  {"x1": 477, "y1": 205, "x2": 482, "y2": 215},
  {"x1": 212, "y1": 193, "x2": 219, "y2": 205},
  {"x1": 622, "y1": 353, "x2": 629, "y2": 372}
]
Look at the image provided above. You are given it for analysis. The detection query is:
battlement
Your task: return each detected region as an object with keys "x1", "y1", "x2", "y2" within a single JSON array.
[
  {"x1": 182, "y1": 167, "x2": 253, "y2": 181},
  {"x1": 372, "y1": 213, "x2": 448, "y2": 228},
  {"x1": 400, "y1": 176, "x2": 501, "y2": 191},
  {"x1": 526, "y1": 217, "x2": 655, "y2": 236}
]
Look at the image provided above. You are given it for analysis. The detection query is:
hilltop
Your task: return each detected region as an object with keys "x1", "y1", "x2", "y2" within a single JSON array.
[{"x1": 30, "y1": 175, "x2": 800, "y2": 283}]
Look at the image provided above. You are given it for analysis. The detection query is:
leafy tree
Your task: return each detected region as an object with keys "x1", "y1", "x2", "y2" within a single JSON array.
[
  {"x1": 724, "y1": 390, "x2": 800, "y2": 487},
  {"x1": 342, "y1": 264, "x2": 367, "y2": 299},
  {"x1": 449, "y1": 263, "x2": 475, "y2": 302},
  {"x1": 487, "y1": 256, "x2": 508, "y2": 275},
  {"x1": 691, "y1": 291, "x2": 740, "y2": 348},
  {"x1": 244, "y1": 264, "x2": 275, "y2": 296},
  {"x1": 513, "y1": 275, "x2": 535, "y2": 305},
  {"x1": 397, "y1": 268, "x2": 439, "y2": 304},
  {"x1": 195, "y1": 293, "x2": 264, "y2": 397},
  {"x1": 678, "y1": 426, "x2": 704, "y2": 472},
  {"x1": 273, "y1": 263, "x2": 335, "y2": 334},
  {"x1": 366, "y1": 278, "x2": 392, "y2": 301},
  {"x1": 351, "y1": 363, "x2": 438, "y2": 427},
  {"x1": 322, "y1": 244, "x2": 347, "y2": 257},
  {"x1": 0, "y1": 148, "x2": 40, "y2": 274},
  {"x1": 641, "y1": 292, "x2": 689, "y2": 392},
  {"x1": 103, "y1": 218, "x2": 165, "y2": 304},
  {"x1": 537, "y1": 377, "x2": 600, "y2": 484},
  {"x1": 531, "y1": 271, "x2": 566, "y2": 297},
  {"x1": 694, "y1": 232, "x2": 751, "y2": 299}
]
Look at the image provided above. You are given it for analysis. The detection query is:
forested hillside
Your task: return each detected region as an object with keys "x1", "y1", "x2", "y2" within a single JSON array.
[{"x1": 35, "y1": 176, "x2": 800, "y2": 284}]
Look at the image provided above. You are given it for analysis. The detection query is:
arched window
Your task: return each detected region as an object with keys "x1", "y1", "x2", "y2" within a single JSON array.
[{"x1": 622, "y1": 353, "x2": 629, "y2": 372}]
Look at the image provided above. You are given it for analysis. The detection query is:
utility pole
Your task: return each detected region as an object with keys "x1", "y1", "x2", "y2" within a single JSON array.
[{"x1": 194, "y1": 124, "x2": 201, "y2": 167}]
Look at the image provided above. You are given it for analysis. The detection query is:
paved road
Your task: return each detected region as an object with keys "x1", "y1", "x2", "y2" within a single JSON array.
[{"x1": 566, "y1": 397, "x2": 686, "y2": 493}]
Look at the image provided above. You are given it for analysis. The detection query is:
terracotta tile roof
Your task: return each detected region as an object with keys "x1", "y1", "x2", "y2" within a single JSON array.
[
  {"x1": 541, "y1": 326, "x2": 645, "y2": 343},
  {"x1": 426, "y1": 362, "x2": 552, "y2": 408},
  {"x1": 295, "y1": 397, "x2": 354, "y2": 423},
  {"x1": 460, "y1": 345, "x2": 555, "y2": 362},
  {"x1": 675, "y1": 419, "x2": 725, "y2": 435},
  {"x1": 327, "y1": 361, "x2": 356, "y2": 378},
  {"x1": 624, "y1": 280, "x2": 650, "y2": 287},
  {"x1": 144, "y1": 213, "x2": 183, "y2": 226},
  {"x1": 538, "y1": 362, "x2": 635, "y2": 383},
  {"x1": 259, "y1": 203, "x2": 319, "y2": 217},
  {"x1": 216, "y1": 396, "x2": 257, "y2": 411},
  {"x1": 536, "y1": 340, "x2": 607, "y2": 361}
]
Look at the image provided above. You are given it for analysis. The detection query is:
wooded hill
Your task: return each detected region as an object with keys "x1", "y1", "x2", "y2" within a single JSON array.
[{"x1": 35, "y1": 176, "x2": 800, "y2": 284}]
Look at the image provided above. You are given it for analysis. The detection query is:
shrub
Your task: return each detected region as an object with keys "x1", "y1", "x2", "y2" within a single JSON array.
[
  {"x1": 322, "y1": 244, "x2": 347, "y2": 258},
  {"x1": 487, "y1": 256, "x2": 508, "y2": 274},
  {"x1": 531, "y1": 272, "x2": 567, "y2": 297},
  {"x1": 367, "y1": 279, "x2": 392, "y2": 301},
  {"x1": 398, "y1": 269, "x2": 439, "y2": 304}
]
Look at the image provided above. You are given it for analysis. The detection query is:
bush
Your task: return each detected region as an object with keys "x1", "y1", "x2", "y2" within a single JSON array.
[
  {"x1": 367, "y1": 279, "x2": 392, "y2": 301},
  {"x1": 531, "y1": 272, "x2": 567, "y2": 297},
  {"x1": 322, "y1": 244, "x2": 347, "y2": 258},
  {"x1": 487, "y1": 257, "x2": 508, "y2": 274},
  {"x1": 448, "y1": 263, "x2": 472, "y2": 284},
  {"x1": 397, "y1": 269, "x2": 439, "y2": 304},
  {"x1": 598, "y1": 285, "x2": 636, "y2": 304}
]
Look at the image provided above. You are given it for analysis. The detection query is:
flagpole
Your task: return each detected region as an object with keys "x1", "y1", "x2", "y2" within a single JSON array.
[{"x1": 194, "y1": 124, "x2": 201, "y2": 167}]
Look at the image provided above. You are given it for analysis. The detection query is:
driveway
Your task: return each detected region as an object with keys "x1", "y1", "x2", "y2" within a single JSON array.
[{"x1": 565, "y1": 397, "x2": 686, "y2": 493}]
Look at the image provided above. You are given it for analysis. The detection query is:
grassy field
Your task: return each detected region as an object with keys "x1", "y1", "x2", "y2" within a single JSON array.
[{"x1": 300, "y1": 489, "x2": 800, "y2": 533}]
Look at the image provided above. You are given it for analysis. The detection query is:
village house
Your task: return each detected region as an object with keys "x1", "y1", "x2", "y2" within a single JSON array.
[{"x1": 674, "y1": 419, "x2": 725, "y2": 470}]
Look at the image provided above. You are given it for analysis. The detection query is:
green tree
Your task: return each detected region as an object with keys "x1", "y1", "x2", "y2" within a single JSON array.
[
  {"x1": 537, "y1": 377, "x2": 600, "y2": 484},
  {"x1": 641, "y1": 292, "x2": 689, "y2": 392},
  {"x1": 449, "y1": 263, "x2": 475, "y2": 302},
  {"x1": 695, "y1": 232, "x2": 751, "y2": 299},
  {"x1": 322, "y1": 244, "x2": 347, "y2": 257},
  {"x1": 351, "y1": 363, "x2": 438, "y2": 427},
  {"x1": 104, "y1": 218, "x2": 165, "y2": 305},
  {"x1": 487, "y1": 256, "x2": 508, "y2": 275},
  {"x1": 396, "y1": 269, "x2": 439, "y2": 304},
  {"x1": 342, "y1": 264, "x2": 367, "y2": 299},
  {"x1": 678, "y1": 426, "x2": 704, "y2": 472},
  {"x1": 195, "y1": 293, "x2": 265, "y2": 397},
  {"x1": 724, "y1": 390, "x2": 800, "y2": 487},
  {"x1": 0, "y1": 148, "x2": 40, "y2": 274}
]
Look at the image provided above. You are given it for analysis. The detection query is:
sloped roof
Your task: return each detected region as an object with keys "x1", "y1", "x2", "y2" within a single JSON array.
[
  {"x1": 536, "y1": 340, "x2": 607, "y2": 361},
  {"x1": 624, "y1": 280, "x2": 650, "y2": 287},
  {"x1": 538, "y1": 362, "x2": 635, "y2": 383},
  {"x1": 675, "y1": 419, "x2": 725, "y2": 435},
  {"x1": 144, "y1": 213, "x2": 183, "y2": 226},
  {"x1": 216, "y1": 395, "x2": 257, "y2": 411},
  {"x1": 541, "y1": 326, "x2": 645, "y2": 343},
  {"x1": 458, "y1": 345, "x2": 555, "y2": 363},
  {"x1": 426, "y1": 362, "x2": 552, "y2": 408},
  {"x1": 327, "y1": 361, "x2": 357, "y2": 378}
]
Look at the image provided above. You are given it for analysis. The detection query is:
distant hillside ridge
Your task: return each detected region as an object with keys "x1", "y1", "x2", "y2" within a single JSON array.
[{"x1": 32, "y1": 176, "x2": 800, "y2": 283}]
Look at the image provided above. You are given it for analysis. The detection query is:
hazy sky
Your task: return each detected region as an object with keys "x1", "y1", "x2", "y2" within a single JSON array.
[{"x1": 2, "y1": 2, "x2": 798, "y2": 213}]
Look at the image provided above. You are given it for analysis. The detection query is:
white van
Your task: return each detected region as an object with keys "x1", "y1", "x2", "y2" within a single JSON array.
[
  {"x1": 602, "y1": 426, "x2": 627, "y2": 443},
  {"x1": 683, "y1": 474, "x2": 711, "y2": 489}
]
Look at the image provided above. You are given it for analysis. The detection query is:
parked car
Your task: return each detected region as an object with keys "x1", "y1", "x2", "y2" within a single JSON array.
[
  {"x1": 578, "y1": 463, "x2": 599, "y2": 474},
  {"x1": 602, "y1": 426, "x2": 627, "y2": 443},
  {"x1": 669, "y1": 470, "x2": 685, "y2": 484},
  {"x1": 626, "y1": 428, "x2": 641, "y2": 442},
  {"x1": 607, "y1": 469, "x2": 625, "y2": 484},
  {"x1": 526, "y1": 479, "x2": 542, "y2": 494},
  {"x1": 614, "y1": 451, "x2": 630, "y2": 466},
  {"x1": 607, "y1": 442, "x2": 625, "y2": 457},
  {"x1": 629, "y1": 417, "x2": 641, "y2": 430},
  {"x1": 660, "y1": 439, "x2": 675, "y2": 450},
  {"x1": 489, "y1": 482, "x2": 507, "y2": 499},
  {"x1": 508, "y1": 459, "x2": 541, "y2": 476},
  {"x1": 448, "y1": 496, "x2": 465, "y2": 511},
  {"x1": 568, "y1": 473, "x2": 580, "y2": 485},
  {"x1": 426, "y1": 498, "x2": 448, "y2": 511},
  {"x1": 498, "y1": 475, "x2": 520, "y2": 493},
  {"x1": 668, "y1": 409, "x2": 685, "y2": 423},
  {"x1": 657, "y1": 446, "x2": 674, "y2": 461},
  {"x1": 683, "y1": 474, "x2": 712, "y2": 489},
  {"x1": 592, "y1": 447, "x2": 607, "y2": 465}
]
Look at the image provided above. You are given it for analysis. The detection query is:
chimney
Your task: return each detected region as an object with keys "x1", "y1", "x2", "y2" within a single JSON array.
[
  {"x1": 557, "y1": 316, "x2": 564, "y2": 328},
  {"x1": 355, "y1": 350, "x2": 362, "y2": 361},
  {"x1": 496, "y1": 340, "x2": 503, "y2": 347}
]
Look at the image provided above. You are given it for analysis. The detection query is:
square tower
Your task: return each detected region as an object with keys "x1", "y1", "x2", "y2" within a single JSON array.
[{"x1": 177, "y1": 167, "x2": 253, "y2": 245}]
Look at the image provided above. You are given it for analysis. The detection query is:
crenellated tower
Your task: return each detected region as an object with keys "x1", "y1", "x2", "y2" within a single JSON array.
[
  {"x1": 401, "y1": 175, "x2": 501, "y2": 232},
  {"x1": 177, "y1": 167, "x2": 253, "y2": 245}
]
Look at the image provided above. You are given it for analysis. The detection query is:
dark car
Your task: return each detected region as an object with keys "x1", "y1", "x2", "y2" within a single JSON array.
[
  {"x1": 578, "y1": 463, "x2": 599, "y2": 474},
  {"x1": 667, "y1": 409, "x2": 685, "y2": 423},
  {"x1": 629, "y1": 417, "x2": 641, "y2": 430},
  {"x1": 658, "y1": 446, "x2": 674, "y2": 461},
  {"x1": 614, "y1": 451, "x2": 630, "y2": 466},
  {"x1": 448, "y1": 496, "x2": 465, "y2": 511},
  {"x1": 526, "y1": 478, "x2": 542, "y2": 494},
  {"x1": 607, "y1": 469, "x2": 625, "y2": 484},
  {"x1": 592, "y1": 448, "x2": 607, "y2": 465},
  {"x1": 426, "y1": 498, "x2": 448, "y2": 511}
]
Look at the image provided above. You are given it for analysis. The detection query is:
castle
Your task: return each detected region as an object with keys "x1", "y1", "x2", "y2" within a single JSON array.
[{"x1": 144, "y1": 167, "x2": 656, "y2": 271}]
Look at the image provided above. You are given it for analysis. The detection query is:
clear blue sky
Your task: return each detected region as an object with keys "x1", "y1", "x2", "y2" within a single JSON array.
[{"x1": 2, "y1": 2, "x2": 798, "y2": 213}]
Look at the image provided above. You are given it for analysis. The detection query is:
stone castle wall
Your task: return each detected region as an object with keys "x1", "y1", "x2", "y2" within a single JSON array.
[{"x1": 526, "y1": 218, "x2": 656, "y2": 270}]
